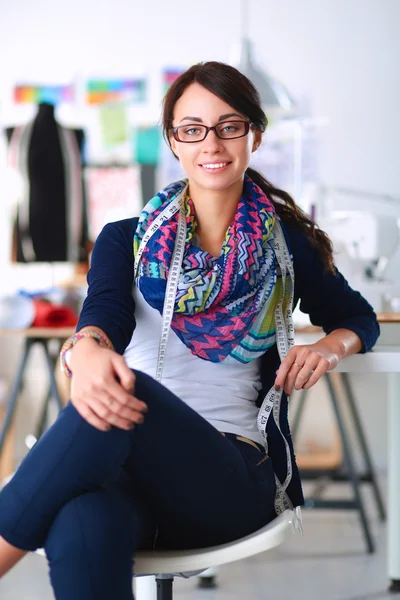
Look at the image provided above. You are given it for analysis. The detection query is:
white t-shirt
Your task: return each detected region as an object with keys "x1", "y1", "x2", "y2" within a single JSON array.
[{"x1": 123, "y1": 287, "x2": 264, "y2": 445}]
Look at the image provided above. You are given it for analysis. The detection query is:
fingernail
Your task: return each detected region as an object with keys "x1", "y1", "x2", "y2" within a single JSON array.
[{"x1": 274, "y1": 384, "x2": 281, "y2": 392}]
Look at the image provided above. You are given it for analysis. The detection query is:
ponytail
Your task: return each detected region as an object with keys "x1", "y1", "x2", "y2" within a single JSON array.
[{"x1": 246, "y1": 167, "x2": 335, "y2": 274}]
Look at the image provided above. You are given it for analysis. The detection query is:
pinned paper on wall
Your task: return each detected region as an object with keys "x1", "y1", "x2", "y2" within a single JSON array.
[
  {"x1": 162, "y1": 68, "x2": 185, "y2": 92},
  {"x1": 99, "y1": 105, "x2": 129, "y2": 145},
  {"x1": 14, "y1": 84, "x2": 74, "y2": 104},
  {"x1": 84, "y1": 166, "x2": 143, "y2": 238},
  {"x1": 87, "y1": 78, "x2": 146, "y2": 105},
  {"x1": 133, "y1": 126, "x2": 161, "y2": 165}
]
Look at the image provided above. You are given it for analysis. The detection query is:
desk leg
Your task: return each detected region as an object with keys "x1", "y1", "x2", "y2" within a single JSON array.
[
  {"x1": 388, "y1": 373, "x2": 400, "y2": 592},
  {"x1": 42, "y1": 341, "x2": 64, "y2": 412},
  {"x1": 0, "y1": 339, "x2": 31, "y2": 456}
]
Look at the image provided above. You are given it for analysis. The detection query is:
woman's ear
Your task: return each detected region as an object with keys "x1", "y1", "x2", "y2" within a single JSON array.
[
  {"x1": 169, "y1": 134, "x2": 179, "y2": 160},
  {"x1": 252, "y1": 129, "x2": 262, "y2": 152}
]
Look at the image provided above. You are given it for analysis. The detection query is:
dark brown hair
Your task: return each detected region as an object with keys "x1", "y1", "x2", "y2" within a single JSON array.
[{"x1": 162, "y1": 61, "x2": 335, "y2": 273}]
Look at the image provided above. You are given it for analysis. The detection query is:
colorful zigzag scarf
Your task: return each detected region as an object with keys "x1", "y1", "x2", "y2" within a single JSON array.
[{"x1": 134, "y1": 176, "x2": 292, "y2": 364}]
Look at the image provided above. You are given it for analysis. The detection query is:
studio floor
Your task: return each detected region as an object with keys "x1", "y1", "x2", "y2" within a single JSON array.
[{"x1": 0, "y1": 481, "x2": 398, "y2": 600}]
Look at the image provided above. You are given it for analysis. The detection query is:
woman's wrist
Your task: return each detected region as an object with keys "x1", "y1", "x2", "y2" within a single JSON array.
[
  {"x1": 60, "y1": 328, "x2": 114, "y2": 378},
  {"x1": 315, "y1": 328, "x2": 363, "y2": 363}
]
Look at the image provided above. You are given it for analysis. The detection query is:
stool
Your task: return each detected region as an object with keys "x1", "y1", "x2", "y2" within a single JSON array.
[
  {"x1": 35, "y1": 509, "x2": 296, "y2": 599},
  {"x1": 291, "y1": 372, "x2": 386, "y2": 554},
  {"x1": 133, "y1": 509, "x2": 296, "y2": 599}
]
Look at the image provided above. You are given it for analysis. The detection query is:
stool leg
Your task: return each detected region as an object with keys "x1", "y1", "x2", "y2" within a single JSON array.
[
  {"x1": 0, "y1": 338, "x2": 32, "y2": 456},
  {"x1": 135, "y1": 576, "x2": 157, "y2": 600},
  {"x1": 198, "y1": 566, "x2": 218, "y2": 588},
  {"x1": 326, "y1": 375, "x2": 374, "y2": 553},
  {"x1": 156, "y1": 577, "x2": 174, "y2": 600},
  {"x1": 340, "y1": 373, "x2": 386, "y2": 521}
]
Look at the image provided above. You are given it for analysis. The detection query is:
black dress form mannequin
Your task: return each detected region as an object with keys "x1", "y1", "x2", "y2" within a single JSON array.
[{"x1": 5, "y1": 102, "x2": 89, "y2": 263}]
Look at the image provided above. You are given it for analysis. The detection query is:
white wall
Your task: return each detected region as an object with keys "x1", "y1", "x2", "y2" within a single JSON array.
[
  {"x1": 0, "y1": 0, "x2": 399, "y2": 469},
  {"x1": 1, "y1": 0, "x2": 399, "y2": 193}
]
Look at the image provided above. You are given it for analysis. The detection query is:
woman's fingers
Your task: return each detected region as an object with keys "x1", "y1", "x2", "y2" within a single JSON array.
[
  {"x1": 71, "y1": 397, "x2": 111, "y2": 432},
  {"x1": 274, "y1": 356, "x2": 294, "y2": 392},
  {"x1": 112, "y1": 355, "x2": 136, "y2": 393},
  {"x1": 282, "y1": 361, "x2": 303, "y2": 395},
  {"x1": 275, "y1": 347, "x2": 331, "y2": 395},
  {"x1": 72, "y1": 378, "x2": 147, "y2": 431},
  {"x1": 289, "y1": 357, "x2": 320, "y2": 394},
  {"x1": 81, "y1": 394, "x2": 141, "y2": 431},
  {"x1": 105, "y1": 378, "x2": 147, "y2": 415},
  {"x1": 69, "y1": 349, "x2": 146, "y2": 431},
  {"x1": 98, "y1": 391, "x2": 146, "y2": 427},
  {"x1": 301, "y1": 360, "x2": 329, "y2": 390}
]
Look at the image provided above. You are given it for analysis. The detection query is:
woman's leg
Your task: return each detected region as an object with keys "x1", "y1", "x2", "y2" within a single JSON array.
[
  {"x1": 0, "y1": 402, "x2": 136, "y2": 553},
  {"x1": 0, "y1": 369, "x2": 275, "y2": 571},
  {"x1": 45, "y1": 476, "x2": 156, "y2": 600},
  {"x1": 0, "y1": 540, "x2": 26, "y2": 577},
  {"x1": 123, "y1": 371, "x2": 277, "y2": 549}
]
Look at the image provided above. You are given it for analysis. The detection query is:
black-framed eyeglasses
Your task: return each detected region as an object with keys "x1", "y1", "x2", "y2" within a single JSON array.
[{"x1": 171, "y1": 120, "x2": 253, "y2": 143}]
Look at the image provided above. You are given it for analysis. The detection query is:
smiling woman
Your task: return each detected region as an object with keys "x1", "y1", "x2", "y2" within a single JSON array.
[
  {"x1": 162, "y1": 63, "x2": 334, "y2": 269},
  {"x1": 0, "y1": 61, "x2": 379, "y2": 600}
]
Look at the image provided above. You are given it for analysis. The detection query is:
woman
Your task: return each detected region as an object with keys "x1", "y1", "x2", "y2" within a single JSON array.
[{"x1": 0, "y1": 62, "x2": 379, "y2": 599}]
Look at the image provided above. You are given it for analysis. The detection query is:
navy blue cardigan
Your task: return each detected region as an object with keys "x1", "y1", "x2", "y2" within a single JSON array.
[{"x1": 77, "y1": 217, "x2": 380, "y2": 509}]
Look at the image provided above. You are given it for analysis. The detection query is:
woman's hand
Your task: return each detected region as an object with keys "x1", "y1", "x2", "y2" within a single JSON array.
[
  {"x1": 274, "y1": 341, "x2": 340, "y2": 396},
  {"x1": 273, "y1": 328, "x2": 363, "y2": 396},
  {"x1": 69, "y1": 338, "x2": 148, "y2": 431}
]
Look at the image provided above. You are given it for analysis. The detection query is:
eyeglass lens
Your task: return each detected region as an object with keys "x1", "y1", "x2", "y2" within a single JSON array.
[{"x1": 175, "y1": 121, "x2": 248, "y2": 142}]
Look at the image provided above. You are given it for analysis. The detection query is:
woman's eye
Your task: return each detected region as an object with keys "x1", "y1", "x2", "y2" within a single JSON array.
[
  {"x1": 222, "y1": 125, "x2": 237, "y2": 133},
  {"x1": 185, "y1": 127, "x2": 201, "y2": 135}
]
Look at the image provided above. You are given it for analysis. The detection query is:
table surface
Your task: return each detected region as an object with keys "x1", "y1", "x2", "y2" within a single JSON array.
[{"x1": 0, "y1": 327, "x2": 75, "y2": 339}]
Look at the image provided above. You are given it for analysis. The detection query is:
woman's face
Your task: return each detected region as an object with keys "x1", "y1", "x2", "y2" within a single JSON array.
[{"x1": 169, "y1": 83, "x2": 261, "y2": 194}]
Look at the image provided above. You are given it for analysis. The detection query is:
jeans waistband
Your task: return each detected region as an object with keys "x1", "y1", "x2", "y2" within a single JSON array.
[{"x1": 221, "y1": 432, "x2": 264, "y2": 453}]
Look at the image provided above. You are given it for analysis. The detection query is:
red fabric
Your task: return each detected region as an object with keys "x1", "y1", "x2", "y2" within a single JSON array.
[{"x1": 32, "y1": 299, "x2": 78, "y2": 328}]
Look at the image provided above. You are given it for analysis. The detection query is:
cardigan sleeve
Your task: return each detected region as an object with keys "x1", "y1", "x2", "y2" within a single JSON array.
[
  {"x1": 285, "y1": 223, "x2": 380, "y2": 353},
  {"x1": 76, "y1": 218, "x2": 138, "y2": 355}
]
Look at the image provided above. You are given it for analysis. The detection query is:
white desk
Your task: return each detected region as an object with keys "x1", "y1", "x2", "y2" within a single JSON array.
[{"x1": 295, "y1": 329, "x2": 400, "y2": 590}]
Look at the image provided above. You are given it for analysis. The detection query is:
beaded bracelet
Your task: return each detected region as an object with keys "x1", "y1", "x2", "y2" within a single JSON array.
[{"x1": 60, "y1": 330, "x2": 114, "y2": 378}]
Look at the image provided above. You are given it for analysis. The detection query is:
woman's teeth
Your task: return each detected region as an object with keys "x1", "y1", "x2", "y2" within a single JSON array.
[{"x1": 201, "y1": 162, "x2": 228, "y2": 169}]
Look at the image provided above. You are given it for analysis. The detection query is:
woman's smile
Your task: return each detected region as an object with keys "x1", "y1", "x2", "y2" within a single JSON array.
[{"x1": 198, "y1": 160, "x2": 232, "y2": 174}]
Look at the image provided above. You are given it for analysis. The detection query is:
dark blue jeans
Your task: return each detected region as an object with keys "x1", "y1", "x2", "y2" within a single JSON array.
[{"x1": 0, "y1": 370, "x2": 276, "y2": 600}]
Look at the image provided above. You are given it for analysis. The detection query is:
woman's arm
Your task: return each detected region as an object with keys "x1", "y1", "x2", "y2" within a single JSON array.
[
  {"x1": 76, "y1": 219, "x2": 138, "y2": 353},
  {"x1": 67, "y1": 219, "x2": 147, "y2": 431},
  {"x1": 274, "y1": 223, "x2": 379, "y2": 395},
  {"x1": 274, "y1": 327, "x2": 362, "y2": 395}
]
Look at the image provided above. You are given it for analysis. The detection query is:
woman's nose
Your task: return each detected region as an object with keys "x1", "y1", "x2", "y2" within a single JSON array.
[{"x1": 202, "y1": 130, "x2": 224, "y2": 152}]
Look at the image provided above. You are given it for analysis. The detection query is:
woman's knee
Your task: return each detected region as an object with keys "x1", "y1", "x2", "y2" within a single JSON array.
[
  {"x1": 45, "y1": 490, "x2": 139, "y2": 563},
  {"x1": 44, "y1": 491, "x2": 139, "y2": 600}
]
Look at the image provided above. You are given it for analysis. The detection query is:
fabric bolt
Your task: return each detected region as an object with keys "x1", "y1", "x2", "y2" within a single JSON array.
[
  {"x1": 0, "y1": 370, "x2": 276, "y2": 600},
  {"x1": 32, "y1": 299, "x2": 78, "y2": 328},
  {"x1": 134, "y1": 176, "x2": 291, "y2": 364}
]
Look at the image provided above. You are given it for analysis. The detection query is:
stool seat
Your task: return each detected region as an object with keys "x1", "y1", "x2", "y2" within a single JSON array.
[{"x1": 134, "y1": 509, "x2": 296, "y2": 578}]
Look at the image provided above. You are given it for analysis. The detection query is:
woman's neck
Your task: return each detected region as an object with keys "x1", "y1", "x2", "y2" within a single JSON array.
[{"x1": 188, "y1": 178, "x2": 244, "y2": 257}]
